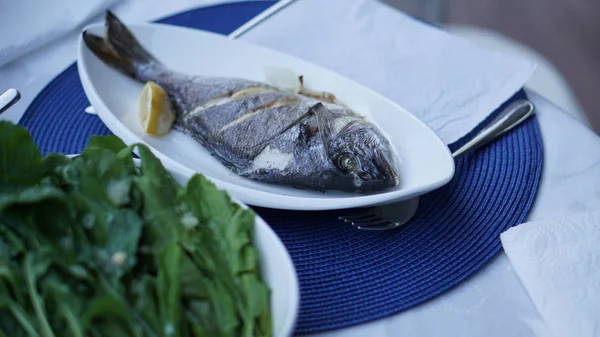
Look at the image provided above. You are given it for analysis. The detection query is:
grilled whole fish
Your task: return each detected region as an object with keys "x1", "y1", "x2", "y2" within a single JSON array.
[{"x1": 83, "y1": 11, "x2": 400, "y2": 193}]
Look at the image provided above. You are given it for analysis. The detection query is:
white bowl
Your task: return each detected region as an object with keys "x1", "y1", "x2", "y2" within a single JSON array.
[{"x1": 77, "y1": 21, "x2": 455, "y2": 211}]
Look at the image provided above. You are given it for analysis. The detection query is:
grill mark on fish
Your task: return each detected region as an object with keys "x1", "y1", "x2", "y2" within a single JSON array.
[
  {"x1": 183, "y1": 91, "x2": 299, "y2": 134},
  {"x1": 187, "y1": 95, "x2": 232, "y2": 117},
  {"x1": 230, "y1": 86, "x2": 282, "y2": 100},
  {"x1": 219, "y1": 97, "x2": 299, "y2": 132},
  {"x1": 187, "y1": 85, "x2": 283, "y2": 117},
  {"x1": 217, "y1": 101, "x2": 311, "y2": 160}
]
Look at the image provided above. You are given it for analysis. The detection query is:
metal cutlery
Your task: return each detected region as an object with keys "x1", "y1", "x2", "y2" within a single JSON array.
[
  {"x1": 0, "y1": 88, "x2": 21, "y2": 115},
  {"x1": 340, "y1": 98, "x2": 536, "y2": 231}
]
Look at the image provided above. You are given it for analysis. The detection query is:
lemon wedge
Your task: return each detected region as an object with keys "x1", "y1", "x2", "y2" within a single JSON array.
[{"x1": 138, "y1": 81, "x2": 175, "y2": 137}]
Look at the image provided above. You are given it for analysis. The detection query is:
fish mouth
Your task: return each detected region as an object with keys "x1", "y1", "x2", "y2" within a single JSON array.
[
  {"x1": 343, "y1": 149, "x2": 399, "y2": 193},
  {"x1": 375, "y1": 149, "x2": 399, "y2": 187}
]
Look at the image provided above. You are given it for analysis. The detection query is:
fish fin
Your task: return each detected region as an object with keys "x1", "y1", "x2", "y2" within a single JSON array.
[
  {"x1": 82, "y1": 31, "x2": 138, "y2": 79},
  {"x1": 310, "y1": 102, "x2": 336, "y2": 154},
  {"x1": 84, "y1": 10, "x2": 163, "y2": 82}
]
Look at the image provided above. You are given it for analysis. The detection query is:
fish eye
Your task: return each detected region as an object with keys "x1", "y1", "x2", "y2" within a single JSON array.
[{"x1": 336, "y1": 153, "x2": 358, "y2": 172}]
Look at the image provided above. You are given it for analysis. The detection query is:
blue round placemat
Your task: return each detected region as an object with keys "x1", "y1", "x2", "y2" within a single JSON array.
[{"x1": 18, "y1": 1, "x2": 544, "y2": 334}]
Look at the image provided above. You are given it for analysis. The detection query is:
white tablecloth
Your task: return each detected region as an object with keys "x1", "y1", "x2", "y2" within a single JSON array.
[{"x1": 1, "y1": 1, "x2": 599, "y2": 336}]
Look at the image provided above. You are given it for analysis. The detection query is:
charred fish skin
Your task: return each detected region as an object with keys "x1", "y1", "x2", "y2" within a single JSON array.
[
  {"x1": 83, "y1": 10, "x2": 400, "y2": 193},
  {"x1": 239, "y1": 108, "x2": 400, "y2": 193}
]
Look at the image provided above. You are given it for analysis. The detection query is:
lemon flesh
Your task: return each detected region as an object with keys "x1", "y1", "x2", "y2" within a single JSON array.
[{"x1": 138, "y1": 81, "x2": 175, "y2": 137}]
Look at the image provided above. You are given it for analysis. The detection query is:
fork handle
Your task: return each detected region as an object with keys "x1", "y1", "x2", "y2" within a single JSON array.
[
  {"x1": 452, "y1": 99, "x2": 535, "y2": 159},
  {"x1": 0, "y1": 89, "x2": 21, "y2": 115}
]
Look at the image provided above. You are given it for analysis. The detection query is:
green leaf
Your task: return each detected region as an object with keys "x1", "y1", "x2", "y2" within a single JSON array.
[
  {"x1": 185, "y1": 309, "x2": 209, "y2": 337},
  {"x1": 0, "y1": 186, "x2": 74, "y2": 250},
  {"x1": 133, "y1": 144, "x2": 183, "y2": 249},
  {"x1": 0, "y1": 291, "x2": 41, "y2": 337},
  {"x1": 40, "y1": 153, "x2": 71, "y2": 190},
  {"x1": 41, "y1": 153, "x2": 70, "y2": 174},
  {"x1": 93, "y1": 209, "x2": 143, "y2": 287},
  {"x1": 61, "y1": 152, "x2": 140, "y2": 257},
  {"x1": 68, "y1": 146, "x2": 135, "y2": 209},
  {"x1": 131, "y1": 275, "x2": 161, "y2": 335},
  {"x1": 83, "y1": 296, "x2": 136, "y2": 335},
  {"x1": 0, "y1": 256, "x2": 23, "y2": 305},
  {"x1": 0, "y1": 186, "x2": 65, "y2": 213},
  {"x1": 0, "y1": 224, "x2": 25, "y2": 257},
  {"x1": 0, "y1": 122, "x2": 274, "y2": 337},
  {"x1": 23, "y1": 253, "x2": 55, "y2": 337},
  {"x1": 43, "y1": 278, "x2": 85, "y2": 337},
  {"x1": 0, "y1": 121, "x2": 43, "y2": 186},
  {"x1": 83, "y1": 135, "x2": 129, "y2": 155},
  {"x1": 157, "y1": 241, "x2": 183, "y2": 337},
  {"x1": 178, "y1": 174, "x2": 271, "y2": 337}
]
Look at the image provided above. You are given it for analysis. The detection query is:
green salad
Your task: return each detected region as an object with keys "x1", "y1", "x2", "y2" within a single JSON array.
[{"x1": 0, "y1": 121, "x2": 272, "y2": 337}]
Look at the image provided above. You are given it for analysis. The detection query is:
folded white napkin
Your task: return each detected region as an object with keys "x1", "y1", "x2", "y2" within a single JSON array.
[
  {"x1": 0, "y1": 0, "x2": 122, "y2": 69},
  {"x1": 240, "y1": 0, "x2": 537, "y2": 143},
  {"x1": 501, "y1": 211, "x2": 600, "y2": 337}
]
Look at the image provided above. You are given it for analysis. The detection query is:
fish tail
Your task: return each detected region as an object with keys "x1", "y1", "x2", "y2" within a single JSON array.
[{"x1": 83, "y1": 10, "x2": 164, "y2": 82}]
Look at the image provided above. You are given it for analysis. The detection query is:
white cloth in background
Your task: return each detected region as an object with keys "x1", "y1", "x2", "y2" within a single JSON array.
[
  {"x1": 2, "y1": 1, "x2": 600, "y2": 336},
  {"x1": 0, "y1": 0, "x2": 122, "y2": 69},
  {"x1": 240, "y1": 0, "x2": 537, "y2": 144}
]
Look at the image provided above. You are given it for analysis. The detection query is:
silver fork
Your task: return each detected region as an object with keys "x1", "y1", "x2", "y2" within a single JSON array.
[{"x1": 340, "y1": 98, "x2": 536, "y2": 231}]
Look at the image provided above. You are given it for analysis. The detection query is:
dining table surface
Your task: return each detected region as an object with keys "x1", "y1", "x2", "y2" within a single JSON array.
[{"x1": 1, "y1": 0, "x2": 599, "y2": 336}]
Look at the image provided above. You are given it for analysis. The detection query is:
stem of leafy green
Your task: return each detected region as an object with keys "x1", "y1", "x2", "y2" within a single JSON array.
[
  {"x1": 157, "y1": 241, "x2": 183, "y2": 337},
  {"x1": 24, "y1": 255, "x2": 55, "y2": 337},
  {"x1": 58, "y1": 302, "x2": 84, "y2": 337},
  {"x1": 7, "y1": 301, "x2": 41, "y2": 337}
]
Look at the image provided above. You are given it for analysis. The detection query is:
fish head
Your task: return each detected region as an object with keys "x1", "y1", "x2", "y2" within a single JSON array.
[{"x1": 326, "y1": 119, "x2": 400, "y2": 192}]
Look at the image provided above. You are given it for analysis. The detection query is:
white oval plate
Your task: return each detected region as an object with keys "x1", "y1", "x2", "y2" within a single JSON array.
[
  {"x1": 77, "y1": 21, "x2": 455, "y2": 211},
  {"x1": 67, "y1": 155, "x2": 300, "y2": 337}
]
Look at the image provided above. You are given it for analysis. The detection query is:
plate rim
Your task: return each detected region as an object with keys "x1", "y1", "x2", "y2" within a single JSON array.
[{"x1": 76, "y1": 21, "x2": 456, "y2": 211}]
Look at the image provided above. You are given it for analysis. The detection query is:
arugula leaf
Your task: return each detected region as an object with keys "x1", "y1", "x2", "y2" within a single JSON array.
[
  {"x1": 133, "y1": 144, "x2": 183, "y2": 249},
  {"x1": 0, "y1": 187, "x2": 73, "y2": 251},
  {"x1": 157, "y1": 241, "x2": 183, "y2": 337},
  {"x1": 0, "y1": 122, "x2": 274, "y2": 336},
  {"x1": 23, "y1": 252, "x2": 55, "y2": 337},
  {"x1": 83, "y1": 295, "x2": 138, "y2": 337},
  {"x1": 94, "y1": 209, "x2": 143, "y2": 287},
  {"x1": 0, "y1": 121, "x2": 43, "y2": 186},
  {"x1": 0, "y1": 186, "x2": 65, "y2": 213},
  {"x1": 130, "y1": 275, "x2": 161, "y2": 334},
  {"x1": 0, "y1": 281, "x2": 40, "y2": 337},
  {"x1": 42, "y1": 276, "x2": 86, "y2": 337},
  {"x1": 83, "y1": 135, "x2": 129, "y2": 155},
  {"x1": 179, "y1": 174, "x2": 271, "y2": 337},
  {"x1": 58, "y1": 151, "x2": 143, "y2": 286}
]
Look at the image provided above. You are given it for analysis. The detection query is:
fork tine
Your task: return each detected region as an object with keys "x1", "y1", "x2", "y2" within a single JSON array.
[
  {"x1": 343, "y1": 215, "x2": 383, "y2": 224},
  {"x1": 356, "y1": 221, "x2": 404, "y2": 231},
  {"x1": 343, "y1": 197, "x2": 420, "y2": 231},
  {"x1": 350, "y1": 218, "x2": 390, "y2": 227}
]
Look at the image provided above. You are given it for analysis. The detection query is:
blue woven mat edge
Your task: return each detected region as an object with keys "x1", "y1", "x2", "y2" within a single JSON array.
[{"x1": 16, "y1": 1, "x2": 545, "y2": 334}]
